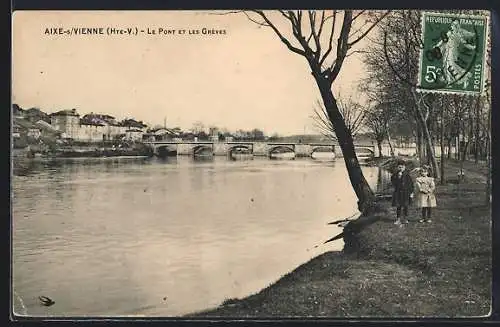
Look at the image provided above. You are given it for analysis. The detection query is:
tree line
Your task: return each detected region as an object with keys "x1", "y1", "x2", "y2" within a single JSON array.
[{"x1": 360, "y1": 10, "x2": 491, "y2": 184}]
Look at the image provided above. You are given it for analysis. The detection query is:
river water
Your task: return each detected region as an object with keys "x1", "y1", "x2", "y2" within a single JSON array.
[{"x1": 12, "y1": 156, "x2": 386, "y2": 317}]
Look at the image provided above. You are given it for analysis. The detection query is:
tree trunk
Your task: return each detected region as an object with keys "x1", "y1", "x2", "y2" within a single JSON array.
[
  {"x1": 412, "y1": 91, "x2": 439, "y2": 178},
  {"x1": 423, "y1": 121, "x2": 439, "y2": 178},
  {"x1": 486, "y1": 105, "x2": 491, "y2": 205},
  {"x1": 480, "y1": 138, "x2": 486, "y2": 160},
  {"x1": 386, "y1": 129, "x2": 395, "y2": 156},
  {"x1": 474, "y1": 98, "x2": 482, "y2": 163},
  {"x1": 461, "y1": 141, "x2": 469, "y2": 163},
  {"x1": 428, "y1": 118, "x2": 435, "y2": 151},
  {"x1": 416, "y1": 126, "x2": 423, "y2": 162},
  {"x1": 447, "y1": 138, "x2": 452, "y2": 159},
  {"x1": 316, "y1": 79, "x2": 375, "y2": 212},
  {"x1": 440, "y1": 106, "x2": 446, "y2": 185},
  {"x1": 468, "y1": 110, "x2": 474, "y2": 161},
  {"x1": 376, "y1": 139, "x2": 383, "y2": 158}
]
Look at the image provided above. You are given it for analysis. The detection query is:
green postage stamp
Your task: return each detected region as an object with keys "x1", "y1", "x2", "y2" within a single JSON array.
[{"x1": 418, "y1": 12, "x2": 489, "y2": 95}]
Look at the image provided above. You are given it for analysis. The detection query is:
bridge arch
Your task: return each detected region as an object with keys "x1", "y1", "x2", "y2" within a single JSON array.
[
  {"x1": 269, "y1": 145, "x2": 295, "y2": 154},
  {"x1": 268, "y1": 145, "x2": 295, "y2": 159},
  {"x1": 192, "y1": 145, "x2": 213, "y2": 156},
  {"x1": 311, "y1": 145, "x2": 335, "y2": 154},
  {"x1": 354, "y1": 147, "x2": 375, "y2": 157},
  {"x1": 228, "y1": 145, "x2": 253, "y2": 155},
  {"x1": 156, "y1": 145, "x2": 177, "y2": 157}
]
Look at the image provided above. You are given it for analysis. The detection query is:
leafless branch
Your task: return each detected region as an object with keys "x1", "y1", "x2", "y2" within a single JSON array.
[
  {"x1": 351, "y1": 10, "x2": 366, "y2": 22},
  {"x1": 347, "y1": 11, "x2": 391, "y2": 48},
  {"x1": 204, "y1": 10, "x2": 245, "y2": 15},
  {"x1": 346, "y1": 49, "x2": 369, "y2": 58},
  {"x1": 308, "y1": 11, "x2": 322, "y2": 60},
  {"x1": 329, "y1": 11, "x2": 352, "y2": 81},
  {"x1": 318, "y1": 11, "x2": 326, "y2": 38},
  {"x1": 242, "y1": 11, "x2": 270, "y2": 27},
  {"x1": 348, "y1": 19, "x2": 370, "y2": 41},
  {"x1": 251, "y1": 10, "x2": 306, "y2": 56},
  {"x1": 319, "y1": 10, "x2": 337, "y2": 66}
]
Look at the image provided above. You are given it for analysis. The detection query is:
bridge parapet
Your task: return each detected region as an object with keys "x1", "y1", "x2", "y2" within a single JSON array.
[{"x1": 145, "y1": 141, "x2": 376, "y2": 157}]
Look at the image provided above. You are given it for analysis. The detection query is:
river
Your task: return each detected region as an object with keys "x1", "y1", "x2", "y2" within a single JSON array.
[{"x1": 11, "y1": 156, "x2": 388, "y2": 317}]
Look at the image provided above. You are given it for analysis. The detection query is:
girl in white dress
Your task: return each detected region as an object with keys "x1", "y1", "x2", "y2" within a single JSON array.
[{"x1": 415, "y1": 166, "x2": 437, "y2": 223}]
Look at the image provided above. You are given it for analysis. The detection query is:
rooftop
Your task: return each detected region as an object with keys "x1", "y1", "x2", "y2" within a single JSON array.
[{"x1": 51, "y1": 109, "x2": 80, "y2": 117}]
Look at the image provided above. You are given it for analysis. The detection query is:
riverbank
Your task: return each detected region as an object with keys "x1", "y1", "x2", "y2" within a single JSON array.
[
  {"x1": 187, "y1": 156, "x2": 491, "y2": 318},
  {"x1": 12, "y1": 142, "x2": 154, "y2": 159}
]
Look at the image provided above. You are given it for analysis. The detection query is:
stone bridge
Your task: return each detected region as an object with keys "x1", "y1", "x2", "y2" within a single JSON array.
[{"x1": 145, "y1": 141, "x2": 377, "y2": 158}]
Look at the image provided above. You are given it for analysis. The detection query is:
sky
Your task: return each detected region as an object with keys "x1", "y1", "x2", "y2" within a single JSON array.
[{"x1": 12, "y1": 11, "x2": 370, "y2": 136}]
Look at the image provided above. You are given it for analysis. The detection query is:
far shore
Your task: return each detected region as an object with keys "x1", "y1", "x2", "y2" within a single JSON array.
[{"x1": 185, "y1": 156, "x2": 491, "y2": 318}]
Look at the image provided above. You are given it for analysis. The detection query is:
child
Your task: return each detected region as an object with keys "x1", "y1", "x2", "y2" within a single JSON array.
[
  {"x1": 391, "y1": 160, "x2": 414, "y2": 225},
  {"x1": 415, "y1": 166, "x2": 437, "y2": 223}
]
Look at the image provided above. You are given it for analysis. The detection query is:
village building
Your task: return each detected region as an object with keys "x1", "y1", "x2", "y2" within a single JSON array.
[
  {"x1": 50, "y1": 109, "x2": 80, "y2": 139},
  {"x1": 125, "y1": 129, "x2": 144, "y2": 142},
  {"x1": 27, "y1": 128, "x2": 42, "y2": 139},
  {"x1": 12, "y1": 122, "x2": 22, "y2": 138},
  {"x1": 143, "y1": 128, "x2": 180, "y2": 142},
  {"x1": 49, "y1": 109, "x2": 135, "y2": 142},
  {"x1": 121, "y1": 118, "x2": 148, "y2": 141}
]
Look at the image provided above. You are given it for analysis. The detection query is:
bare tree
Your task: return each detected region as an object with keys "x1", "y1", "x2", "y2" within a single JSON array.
[
  {"x1": 363, "y1": 103, "x2": 395, "y2": 157},
  {"x1": 231, "y1": 10, "x2": 390, "y2": 212},
  {"x1": 312, "y1": 94, "x2": 367, "y2": 141}
]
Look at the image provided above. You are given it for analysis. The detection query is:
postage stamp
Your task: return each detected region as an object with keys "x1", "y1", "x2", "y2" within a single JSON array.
[{"x1": 417, "y1": 11, "x2": 489, "y2": 95}]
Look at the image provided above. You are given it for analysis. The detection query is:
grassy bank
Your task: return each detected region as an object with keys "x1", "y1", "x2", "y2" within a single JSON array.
[{"x1": 187, "y1": 157, "x2": 491, "y2": 318}]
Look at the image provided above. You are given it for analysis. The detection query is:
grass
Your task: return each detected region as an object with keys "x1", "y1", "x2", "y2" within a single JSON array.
[{"x1": 186, "y1": 157, "x2": 491, "y2": 318}]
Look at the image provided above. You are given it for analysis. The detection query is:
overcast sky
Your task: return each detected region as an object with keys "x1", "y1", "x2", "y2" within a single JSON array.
[{"x1": 12, "y1": 11, "x2": 369, "y2": 136}]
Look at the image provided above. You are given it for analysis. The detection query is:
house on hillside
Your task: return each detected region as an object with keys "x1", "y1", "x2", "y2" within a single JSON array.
[
  {"x1": 34, "y1": 120, "x2": 63, "y2": 142},
  {"x1": 27, "y1": 128, "x2": 42, "y2": 139},
  {"x1": 12, "y1": 116, "x2": 59, "y2": 146},
  {"x1": 50, "y1": 109, "x2": 80, "y2": 139},
  {"x1": 24, "y1": 108, "x2": 51, "y2": 124},
  {"x1": 125, "y1": 129, "x2": 144, "y2": 142},
  {"x1": 78, "y1": 119, "x2": 107, "y2": 142},
  {"x1": 12, "y1": 122, "x2": 22, "y2": 138},
  {"x1": 81, "y1": 113, "x2": 118, "y2": 126},
  {"x1": 120, "y1": 119, "x2": 148, "y2": 132},
  {"x1": 36, "y1": 120, "x2": 59, "y2": 133},
  {"x1": 143, "y1": 128, "x2": 180, "y2": 142}
]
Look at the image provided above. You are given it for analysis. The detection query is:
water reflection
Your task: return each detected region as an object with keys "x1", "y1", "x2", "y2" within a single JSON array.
[
  {"x1": 376, "y1": 167, "x2": 393, "y2": 194},
  {"x1": 12, "y1": 156, "x2": 384, "y2": 317}
]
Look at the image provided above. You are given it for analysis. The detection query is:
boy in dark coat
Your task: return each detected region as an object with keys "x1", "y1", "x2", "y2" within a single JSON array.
[{"x1": 391, "y1": 160, "x2": 414, "y2": 225}]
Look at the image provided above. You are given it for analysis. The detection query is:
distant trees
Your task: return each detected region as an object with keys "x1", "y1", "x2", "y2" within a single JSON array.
[
  {"x1": 174, "y1": 124, "x2": 269, "y2": 141},
  {"x1": 232, "y1": 128, "x2": 266, "y2": 141},
  {"x1": 191, "y1": 121, "x2": 206, "y2": 135},
  {"x1": 197, "y1": 131, "x2": 209, "y2": 140},
  {"x1": 250, "y1": 128, "x2": 266, "y2": 141},
  {"x1": 363, "y1": 103, "x2": 394, "y2": 157},
  {"x1": 268, "y1": 133, "x2": 280, "y2": 142},
  {"x1": 208, "y1": 126, "x2": 220, "y2": 136}
]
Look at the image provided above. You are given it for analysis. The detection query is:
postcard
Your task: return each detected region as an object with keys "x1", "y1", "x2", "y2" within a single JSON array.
[{"x1": 11, "y1": 10, "x2": 492, "y2": 318}]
